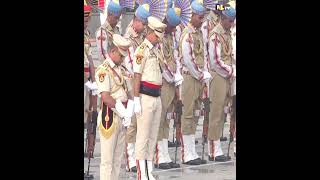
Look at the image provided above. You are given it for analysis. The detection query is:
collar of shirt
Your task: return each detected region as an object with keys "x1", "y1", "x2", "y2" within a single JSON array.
[
  {"x1": 164, "y1": 32, "x2": 173, "y2": 38},
  {"x1": 213, "y1": 23, "x2": 225, "y2": 35},
  {"x1": 103, "y1": 21, "x2": 113, "y2": 32},
  {"x1": 187, "y1": 23, "x2": 197, "y2": 33},
  {"x1": 144, "y1": 38, "x2": 154, "y2": 49},
  {"x1": 128, "y1": 26, "x2": 139, "y2": 38},
  {"x1": 105, "y1": 54, "x2": 116, "y2": 68},
  {"x1": 209, "y1": 11, "x2": 219, "y2": 22}
]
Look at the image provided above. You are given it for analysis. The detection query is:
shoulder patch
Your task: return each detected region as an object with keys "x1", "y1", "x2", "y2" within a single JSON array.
[
  {"x1": 96, "y1": 62, "x2": 110, "y2": 82},
  {"x1": 97, "y1": 68, "x2": 107, "y2": 82}
]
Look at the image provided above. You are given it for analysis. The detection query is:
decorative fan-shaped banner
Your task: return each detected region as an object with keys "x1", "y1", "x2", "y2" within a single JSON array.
[
  {"x1": 120, "y1": 0, "x2": 136, "y2": 9},
  {"x1": 86, "y1": 0, "x2": 104, "y2": 13},
  {"x1": 137, "y1": 0, "x2": 168, "y2": 20},
  {"x1": 204, "y1": 0, "x2": 219, "y2": 11},
  {"x1": 174, "y1": 0, "x2": 192, "y2": 26}
]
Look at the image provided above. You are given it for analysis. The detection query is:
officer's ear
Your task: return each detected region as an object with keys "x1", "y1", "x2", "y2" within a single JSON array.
[{"x1": 110, "y1": 47, "x2": 117, "y2": 55}]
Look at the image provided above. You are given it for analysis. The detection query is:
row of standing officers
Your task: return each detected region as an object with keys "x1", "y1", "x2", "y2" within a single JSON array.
[{"x1": 84, "y1": 0, "x2": 236, "y2": 180}]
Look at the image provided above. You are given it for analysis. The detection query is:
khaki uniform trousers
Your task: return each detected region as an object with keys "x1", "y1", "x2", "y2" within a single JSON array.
[
  {"x1": 208, "y1": 71, "x2": 231, "y2": 141},
  {"x1": 181, "y1": 74, "x2": 202, "y2": 135},
  {"x1": 99, "y1": 113, "x2": 126, "y2": 180},
  {"x1": 125, "y1": 116, "x2": 137, "y2": 143},
  {"x1": 157, "y1": 80, "x2": 175, "y2": 140},
  {"x1": 135, "y1": 94, "x2": 162, "y2": 160}
]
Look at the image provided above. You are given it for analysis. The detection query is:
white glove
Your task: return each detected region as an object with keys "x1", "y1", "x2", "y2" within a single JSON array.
[
  {"x1": 91, "y1": 89, "x2": 98, "y2": 96},
  {"x1": 97, "y1": 113, "x2": 101, "y2": 127},
  {"x1": 175, "y1": 80, "x2": 183, "y2": 86},
  {"x1": 125, "y1": 99, "x2": 134, "y2": 118},
  {"x1": 174, "y1": 73, "x2": 183, "y2": 86},
  {"x1": 122, "y1": 117, "x2": 131, "y2": 127},
  {"x1": 202, "y1": 71, "x2": 212, "y2": 81},
  {"x1": 90, "y1": 82, "x2": 98, "y2": 90},
  {"x1": 134, "y1": 97, "x2": 141, "y2": 115},
  {"x1": 115, "y1": 99, "x2": 127, "y2": 118},
  {"x1": 85, "y1": 81, "x2": 92, "y2": 90}
]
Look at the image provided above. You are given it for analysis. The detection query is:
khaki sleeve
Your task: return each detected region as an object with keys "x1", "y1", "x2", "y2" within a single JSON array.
[
  {"x1": 95, "y1": 67, "x2": 111, "y2": 94},
  {"x1": 208, "y1": 33, "x2": 233, "y2": 79},
  {"x1": 133, "y1": 43, "x2": 147, "y2": 74},
  {"x1": 181, "y1": 33, "x2": 204, "y2": 80},
  {"x1": 84, "y1": 54, "x2": 89, "y2": 68}
]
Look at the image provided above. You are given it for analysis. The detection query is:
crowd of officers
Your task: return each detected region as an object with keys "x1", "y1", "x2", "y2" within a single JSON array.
[{"x1": 84, "y1": 0, "x2": 236, "y2": 180}]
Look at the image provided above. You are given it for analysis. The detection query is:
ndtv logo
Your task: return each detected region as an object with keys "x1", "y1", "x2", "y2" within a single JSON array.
[{"x1": 216, "y1": 4, "x2": 231, "y2": 11}]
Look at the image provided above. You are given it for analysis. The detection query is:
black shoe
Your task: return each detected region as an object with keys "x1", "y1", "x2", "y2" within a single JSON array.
[
  {"x1": 214, "y1": 155, "x2": 228, "y2": 162},
  {"x1": 183, "y1": 159, "x2": 201, "y2": 165},
  {"x1": 208, "y1": 156, "x2": 214, "y2": 161},
  {"x1": 130, "y1": 166, "x2": 137, "y2": 172},
  {"x1": 220, "y1": 137, "x2": 228, "y2": 141},
  {"x1": 168, "y1": 162, "x2": 180, "y2": 168},
  {"x1": 195, "y1": 140, "x2": 198, "y2": 144},
  {"x1": 195, "y1": 158, "x2": 207, "y2": 164},
  {"x1": 155, "y1": 163, "x2": 171, "y2": 169},
  {"x1": 84, "y1": 153, "x2": 94, "y2": 159},
  {"x1": 168, "y1": 141, "x2": 181, "y2": 147},
  {"x1": 84, "y1": 173, "x2": 94, "y2": 179},
  {"x1": 168, "y1": 141, "x2": 175, "y2": 147}
]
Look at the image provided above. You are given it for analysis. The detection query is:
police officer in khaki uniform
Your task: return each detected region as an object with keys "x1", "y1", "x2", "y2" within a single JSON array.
[
  {"x1": 170, "y1": 6, "x2": 188, "y2": 149},
  {"x1": 202, "y1": 0, "x2": 222, "y2": 70},
  {"x1": 123, "y1": 3, "x2": 151, "y2": 173},
  {"x1": 154, "y1": 0, "x2": 192, "y2": 169},
  {"x1": 179, "y1": 0, "x2": 211, "y2": 165},
  {"x1": 133, "y1": 16, "x2": 166, "y2": 180},
  {"x1": 93, "y1": 0, "x2": 124, "y2": 115},
  {"x1": 201, "y1": 0, "x2": 223, "y2": 161},
  {"x1": 96, "y1": 0, "x2": 122, "y2": 63},
  {"x1": 207, "y1": 7, "x2": 236, "y2": 162},
  {"x1": 95, "y1": 34, "x2": 134, "y2": 180}
]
